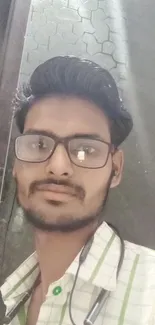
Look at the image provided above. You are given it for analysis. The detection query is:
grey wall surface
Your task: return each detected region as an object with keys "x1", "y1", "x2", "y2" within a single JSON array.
[
  {"x1": 0, "y1": 0, "x2": 12, "y2": 53},
  {"x1": 0, "y1": 0, "x2": 32, "y2": 283},
  {"x1": 1, "y1": 0, "x2": 155, "y2": 280}
]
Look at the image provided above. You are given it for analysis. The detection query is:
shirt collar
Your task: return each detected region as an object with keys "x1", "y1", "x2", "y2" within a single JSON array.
[
  {"x1": 1, "y1": 222, "x2": 120, "y2": 307},
  {"x1": 67, "y1": 222, "x2": 120, "y2": 290}
]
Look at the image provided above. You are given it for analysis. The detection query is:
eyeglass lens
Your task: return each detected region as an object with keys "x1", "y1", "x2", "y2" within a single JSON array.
[{"x1": 15, "y1": 134, "x2": 110, "y2": 168}]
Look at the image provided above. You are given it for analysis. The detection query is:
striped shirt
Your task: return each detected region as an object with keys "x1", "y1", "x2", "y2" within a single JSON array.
[{"x1": 1, "y1": 222, "x2": 155, "y2": 325}]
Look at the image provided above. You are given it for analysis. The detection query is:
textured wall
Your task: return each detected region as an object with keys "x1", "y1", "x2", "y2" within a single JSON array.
[{"x1": 19, "y1": 0, "x2": 128, "y2": 95}]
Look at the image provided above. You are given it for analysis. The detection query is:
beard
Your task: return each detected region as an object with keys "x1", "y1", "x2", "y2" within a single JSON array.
[{"x1": 16, "y1": 173, "x2": 112, "y2": 233}]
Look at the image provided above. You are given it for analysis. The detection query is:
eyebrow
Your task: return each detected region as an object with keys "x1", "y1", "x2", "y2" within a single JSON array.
[{"x1": 23, "y1": 129, "x2": 107, "y2": 142}]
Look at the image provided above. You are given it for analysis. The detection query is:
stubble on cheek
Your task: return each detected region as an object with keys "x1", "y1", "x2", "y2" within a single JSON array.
[{"x1": 15, "y1": 177, "x2": 32, "y2": 209}]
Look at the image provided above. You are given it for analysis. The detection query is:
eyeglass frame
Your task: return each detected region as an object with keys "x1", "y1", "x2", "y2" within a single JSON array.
[{"x1": 14, "y1": 131, "x2": 115, "y2": 169}]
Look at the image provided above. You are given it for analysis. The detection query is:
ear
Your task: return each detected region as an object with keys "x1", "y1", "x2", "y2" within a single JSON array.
[{"x1": 110, "y1": 149, "x2": 124, "y2": 189}]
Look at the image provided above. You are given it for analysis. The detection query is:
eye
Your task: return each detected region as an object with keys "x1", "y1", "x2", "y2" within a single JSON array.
[
  {"x1": 73, "y1": 146, "x2": 96, "y2": 156},
  {"x1": 38, "y1": 139, "x2": 47, "y2": 149},
  {"x1": 79, "y1": 146, "x2": 95, "y2": 154},
  {"x1": 30, "y1": 138, "x2": 47, "y2": 150},
  {"x1": 69, "y1": 138, "x2": 105, "y2": 161}
]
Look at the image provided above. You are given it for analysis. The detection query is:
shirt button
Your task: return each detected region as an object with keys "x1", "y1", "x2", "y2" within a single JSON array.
[{"x1": 53, "y1": 286, "x2": 62, "y2": 296}]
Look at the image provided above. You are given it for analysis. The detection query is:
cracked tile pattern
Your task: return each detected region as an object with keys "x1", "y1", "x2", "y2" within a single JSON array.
[{"x1": 19, "y1": 0, "x2": 128, "y2": 92}]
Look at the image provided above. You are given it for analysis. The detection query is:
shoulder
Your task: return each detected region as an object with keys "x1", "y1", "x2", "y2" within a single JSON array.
[
  {"x1": 123, "y1": 239, "x2": 155, "y2": 282},
  {"x1": 125, "y1": 239, "x2": 155, "y2": 257}
]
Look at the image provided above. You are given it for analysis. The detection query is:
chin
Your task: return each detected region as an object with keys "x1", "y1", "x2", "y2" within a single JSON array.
[{"x1": 23, "y1": 206, "x2": 97, "y2": 233}]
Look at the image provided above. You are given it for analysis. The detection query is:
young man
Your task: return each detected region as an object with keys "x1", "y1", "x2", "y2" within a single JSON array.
[{"x1": 1, "y1": 56, "x2": 155, "y2": 325}]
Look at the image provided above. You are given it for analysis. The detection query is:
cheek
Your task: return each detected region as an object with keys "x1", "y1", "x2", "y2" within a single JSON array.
[
  {"x1": 80, "y1": 165, "x2": 112, "y2": 200},
  {"x1": 14, "y1": 161, "x2": 37, "y2": 193}
]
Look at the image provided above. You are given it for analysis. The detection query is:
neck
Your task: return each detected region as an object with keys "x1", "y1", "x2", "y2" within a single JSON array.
[{"x1": 34, "y1": 223, "x2": 97, "y2": 299}]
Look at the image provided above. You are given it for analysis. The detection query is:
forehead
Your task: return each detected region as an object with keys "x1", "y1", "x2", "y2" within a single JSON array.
[{"x1": 24, "y1": 96, "x2": 110, "y2": 140}]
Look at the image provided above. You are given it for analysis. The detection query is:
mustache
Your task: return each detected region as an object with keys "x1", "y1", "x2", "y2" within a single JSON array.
[{"x1": 29, "y1": 178, "x2": 85, "y2": 200}]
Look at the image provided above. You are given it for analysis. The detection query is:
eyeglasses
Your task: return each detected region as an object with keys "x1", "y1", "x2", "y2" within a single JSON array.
[{"x1": 15, "y1": 133, "x2": 113, "y2": 169}]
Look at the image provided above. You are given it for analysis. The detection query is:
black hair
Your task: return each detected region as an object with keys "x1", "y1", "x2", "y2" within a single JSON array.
[{"x1": 15, "y1": 56, "x2": 133, "y2": 146}]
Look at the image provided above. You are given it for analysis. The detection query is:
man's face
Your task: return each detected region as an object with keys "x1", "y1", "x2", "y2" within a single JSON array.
[{"x1": 13, "y1": 96, "x2": 123, "y2": 232}]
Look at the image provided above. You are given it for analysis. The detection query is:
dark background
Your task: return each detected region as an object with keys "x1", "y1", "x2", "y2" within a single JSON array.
[{"x1": 0, "y1": 0, "x2": 155, "y2": 284}]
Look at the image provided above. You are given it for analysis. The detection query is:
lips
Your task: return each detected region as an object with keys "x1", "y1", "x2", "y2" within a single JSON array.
[{"x1": 36, "y1": 184, "x2": 76, "y2": 196}]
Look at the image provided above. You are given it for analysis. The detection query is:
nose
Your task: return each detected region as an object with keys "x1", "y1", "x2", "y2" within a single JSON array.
[{"x1": 45, "y1": 144, "x2": 74, "y2": 178}]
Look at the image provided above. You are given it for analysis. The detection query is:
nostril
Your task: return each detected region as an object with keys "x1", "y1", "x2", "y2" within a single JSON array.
[{"x1": 48, "y1": 171, "x2": 69, "y2": 176}]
